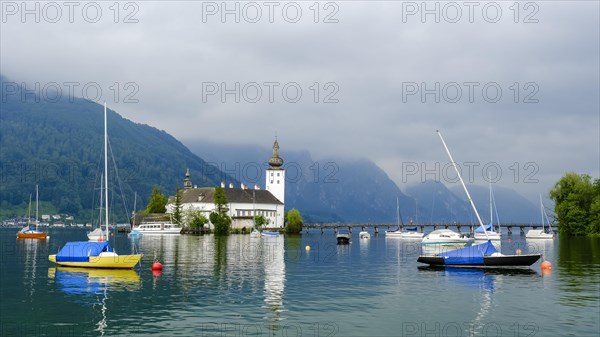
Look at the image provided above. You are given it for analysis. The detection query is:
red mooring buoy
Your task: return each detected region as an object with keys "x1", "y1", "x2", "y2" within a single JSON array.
[
  {"x1": 152, "y1": 262, "x2": 163, "y2": 271},
  {"x1": 541, "y1": 260, "x2": 552, "y2": 271}
]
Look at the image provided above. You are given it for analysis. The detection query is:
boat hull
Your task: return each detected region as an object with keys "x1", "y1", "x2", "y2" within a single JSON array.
[
  {"x1": 17, "y1": 232, "x2": 48, "y2": 239},
  {"x1": 417, "y1": 254, "x2": 541, "y2": 267},
  {"x1": 526, "y1": 230, "x2": 554, "y2": 239},
  {"x1": 336, "y1": 234, "x2": 350, "y2": 245},
  {"x1": 386, "y1": 231, "x2": 424, "y2": 239},
  {"x1": 48, "y1": 254, "x2": 143, "y2": 269},
  {"x1": 474, "y1": 232, "x2": 501, "y2": 240}
]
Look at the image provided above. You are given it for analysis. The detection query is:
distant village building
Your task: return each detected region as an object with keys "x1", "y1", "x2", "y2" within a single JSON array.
[{"x1": 166, "y1": 139, "x2": 286, "y2": 229}]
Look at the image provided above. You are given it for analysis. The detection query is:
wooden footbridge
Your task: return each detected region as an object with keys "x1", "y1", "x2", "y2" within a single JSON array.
[{"x1": 303, "y1": 223, "x2": 551, "y2": 235}]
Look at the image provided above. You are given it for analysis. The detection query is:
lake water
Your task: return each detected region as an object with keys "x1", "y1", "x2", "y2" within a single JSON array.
[{"x1": 1, "y1": 228, "x2": 599, "y2": 336}]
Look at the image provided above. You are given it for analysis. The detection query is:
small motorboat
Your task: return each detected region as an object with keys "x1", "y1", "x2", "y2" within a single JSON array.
[
  {"x1": 336, "y1": 231, "x2": 350, "y2": 245},
  {"x1": 250, "y1": 229, "x2": 261, "y2": 238},
  {"x1": 359, "y1": 231, "x2": 371, "y2": 239},
  {"x1": 261, "y1": 231, "x2": 280, "y2": 237}
]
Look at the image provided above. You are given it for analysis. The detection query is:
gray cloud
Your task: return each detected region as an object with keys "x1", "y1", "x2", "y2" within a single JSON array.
[{"x1": 2, "y1": 1, "x2": 598, "y2": 203}]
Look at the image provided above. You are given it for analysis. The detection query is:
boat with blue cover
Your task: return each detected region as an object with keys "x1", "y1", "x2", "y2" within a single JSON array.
[
  {"x1": 48, "y1": 241, "x2": 142, "y2": 269},
  {"x1": 49, "y1": 103, "x2": 142, "y2": 269},
  {"x1": 417, "y1": 131, "x2": 541, "y2": 268}
]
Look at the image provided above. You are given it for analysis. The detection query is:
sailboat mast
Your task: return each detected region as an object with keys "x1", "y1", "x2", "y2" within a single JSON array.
[
  {"x1": 436, "y1": 130, "x2": 487, "y2": 237},
  {"x1": 396, "y1": 197, "x2": 399, "y2": 226},
  {"x1": 35, "y1": 185, "x2": 39, "y2": 230},
  {"x1": 539, "y1": 194, "x2": 544, "y2": 232},
  {"x1": 489, "y1": 176, "x2": 493, "y2": 225},
  {"x1": 104, "y1": 102, "x2": 109, "y2": 241},
  {"x1": 27, "y1": 194, "x2": 32, "y2": 227}
]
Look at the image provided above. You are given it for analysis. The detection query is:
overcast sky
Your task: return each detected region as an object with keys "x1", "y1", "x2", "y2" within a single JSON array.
[{"x1": 2, "y1": 1, "x2": 598, "y2": 202}]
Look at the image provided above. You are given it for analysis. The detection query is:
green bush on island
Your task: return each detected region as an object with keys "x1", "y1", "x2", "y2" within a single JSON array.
[
  {"x1": 285, "y1": 208, "x2": 303, "y2": 234},
  {"x1": 550, "y1": 172, "x2": 600, "y2": 236},
  {"x1": 254, "y1": 215, "x2": 269, "y2": 230}
]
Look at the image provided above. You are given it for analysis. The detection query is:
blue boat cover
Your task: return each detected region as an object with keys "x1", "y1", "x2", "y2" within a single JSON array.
[
  {"x1": 438, "y1": 240, "x2": 497, "y2": 265},
  {"x1": 474, "y1": 223, "x2": 494, "y2": 233},
  {"x1": 56, "y1": 241, "x2": 113, "y2": 262},
  {"x1": 405, "y1": 227, "x2": 418, "y2": 231}
]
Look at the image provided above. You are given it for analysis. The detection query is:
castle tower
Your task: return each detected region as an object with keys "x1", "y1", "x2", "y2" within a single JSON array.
[
  {"x1": 266, "y1": 138, "x2": 285, "y2": 204},
  {"x1": 183, "y1": 168, "x2": 192, "y2": 189}
]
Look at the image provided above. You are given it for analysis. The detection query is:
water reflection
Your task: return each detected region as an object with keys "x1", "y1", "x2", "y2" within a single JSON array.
[
  {"x1": 262, "y1": 236, "x2": 286, "y2": 331},
  {"x1": 557, "y1": 236, "x2": 600, "y2": 308},
  {"x1": 18, "y1": 238, "x2": 46, "y2": 300},
  {"x1": 47, "y1": 267, "x2": 140, "y2": 336}
]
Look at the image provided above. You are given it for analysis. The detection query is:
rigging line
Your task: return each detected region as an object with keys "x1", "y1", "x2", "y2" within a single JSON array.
[
  {"x1": 107, "y1": 138, "x2": 131, "y2": 218},
  {"x1": 492, "y1": 188, "x2": 501, "y2": 227}
]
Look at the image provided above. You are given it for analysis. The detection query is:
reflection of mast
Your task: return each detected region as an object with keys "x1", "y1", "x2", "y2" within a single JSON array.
[
  {"x1": 95, "y1": 281, "x2": 108, "y2": 337},
  {"x1": 472, "y1": 273, "x2": 497, "y2": 330},
  {"x1": 263, "y1": 236, "x2": 285, "y2": 330}
]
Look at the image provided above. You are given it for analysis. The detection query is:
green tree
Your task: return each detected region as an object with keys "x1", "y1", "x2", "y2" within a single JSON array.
[
  {"x1": 254, "y1": 214, "x2": 269, "y2": 230},
  {"x1": 550, "y1": 172, "x2": 598, "y2": 236},
  {"x1": 285, "y1": 208, "x2": 303, "y2": 234},
  {"x1": 145, "y1": 185, "x2": 167, "y2": 214},
  {"x1": 183, "y1": 207, "x2": 208, "y2": 229},
  {"x1": 588, "y1": 179, "x2": 600, "y2": 235},
  {"x1": 210, "y1": 187, "x2": 231, "y2": 235},
  {"x1": 173, "y1": 186, "x2": 183, "y2": 225}
]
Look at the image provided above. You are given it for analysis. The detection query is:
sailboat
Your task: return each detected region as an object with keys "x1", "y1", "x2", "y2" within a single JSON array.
[
  {"x1": 526, "y1": 195, "x2": 555, "y2": 239},
  {"x1": 49, "y1": 103, "x2": 143, "y2": 269},
  {"x1": 87, "y1": 174, "x2": 105, "y2": 241},
  {"x1": 417, "y1": 131, "x2": 541, "y2": 267},
  {"x1": 386, "y1": 197, "x2": 423, "y2": 238},
  {"x1": 474, "y1": 179, "x2": 501, "y2": 240},
  {"x1": 17, "y1": 186, "x2": 48, "y2": 239}
]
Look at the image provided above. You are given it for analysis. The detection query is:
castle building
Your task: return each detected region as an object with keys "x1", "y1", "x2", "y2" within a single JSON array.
[{"x1": 166, "y1": 139, "x2": 286, "y2": 229}]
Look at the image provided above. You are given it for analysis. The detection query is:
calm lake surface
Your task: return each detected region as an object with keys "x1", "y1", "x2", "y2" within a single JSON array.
[{"x1": 1, "y1": 228, "x2": 599, "y2": 337}]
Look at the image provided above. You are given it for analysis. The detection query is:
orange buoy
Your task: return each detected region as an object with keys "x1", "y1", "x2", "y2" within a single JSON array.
[
  {"x1": 97, "y1": 237, "x2": 103, "y2": 242},
  {"x1": 541, "y1": 260, "x2": 552, "y2": 271},
  {"x1": 152, "y1": 262, "x2": 163, "y2": 271}
]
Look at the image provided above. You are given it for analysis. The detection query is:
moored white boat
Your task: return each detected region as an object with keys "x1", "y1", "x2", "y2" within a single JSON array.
[
  {"x1": 386, "y1": 228, "x2": 424, "y2": 239},
  {"x1": 336, "y1": 232, "x2": 350, "y2": 245},
  {"x1": 422, "y1": 229, "x2": 472, "y2": 246},
  {"x1": 359, "y1": 231, "x2": 371, "y2": 239},
  {"x1": 385, "y1": 198, "x2": 424, "y2": 239},
  {"x1": 261, "y1": 231, "x2": 280, "y2": 237},
  {"x1": 134, "y1": 222, "x2": 182, "y2": 234},
  {"x1": 474, "y1": 178, "x2": 501, "y2": 241},
  {"x1": 87, "y1": 227, "x2": 105, "y2": 241},
  {"x1": 250, "y1": 229, "x2": 262, "y2": 238},
  {"x1": 526, "y1": 229, "x2": 554, "y2": 239},
  {"x1": 526, "y1": 195, "x2": 555, "y2": 240}
]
